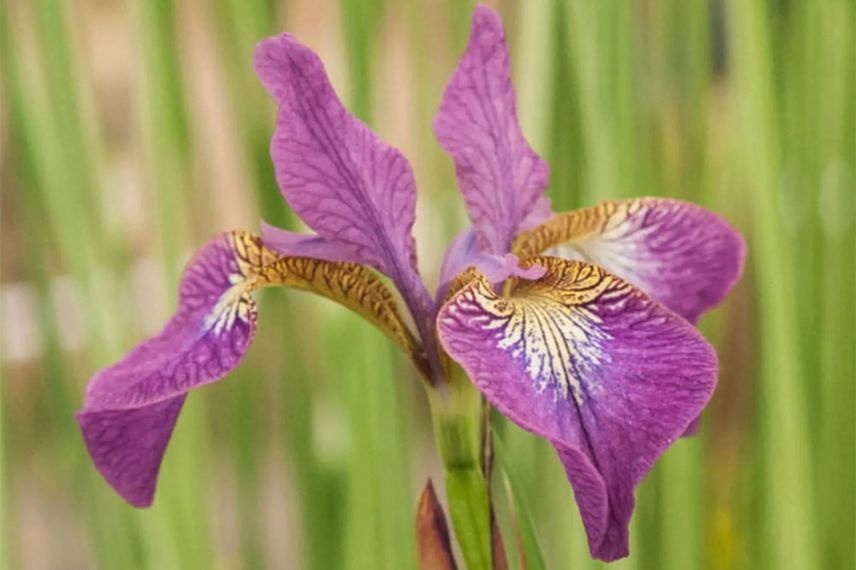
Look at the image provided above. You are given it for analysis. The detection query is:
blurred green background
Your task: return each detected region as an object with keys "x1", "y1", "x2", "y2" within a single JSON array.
[{"x1": 1, "y1": 0, "x2": 853, "y2": 568}]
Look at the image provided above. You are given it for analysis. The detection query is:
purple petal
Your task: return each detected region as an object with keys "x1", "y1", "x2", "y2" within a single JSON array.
[
  {"x1": 253, "y1": 34, "x2": 422, "y2": 291},
  {"x1": 261, "y1": 221, "x2": 364, "y2": 264},
  {"x1": 434, "y1": 4, "x2": 549, "y2": 254},
  {"x1": 518, "y1": 195, "x2": 554, "y2": 232},
  {"x1": 78, "y1": 233, "x2": 259, "y2": 505},
  {"x1": 438, "y1": 228, "x2": 482, "y2": 289},
  {"x1": 437, "y1": 227, "x2": 544, "y2": 302},
  {"x1": 78, "y1": 231, "x2": 437, "y2": 504},
  {"x1": 254, "y1": 33, "x2": 438, "y2": 357},
  {"x1": 437, "y1": 258, "x2": 717, "y2": 561},
  {"x1": 76, "y1": 396, "x2": 185, "y2": 507},
  {"x1": 513, "y1": 198, "x2": 746, "y2": 324},
  {"x1": 476, "y1": 254, "x2": 545, "y2": 284}
]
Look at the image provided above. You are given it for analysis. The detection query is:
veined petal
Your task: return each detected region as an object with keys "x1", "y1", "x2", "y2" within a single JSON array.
[
  {"x1": 78, "y1": 231, "x2": 425, "y2": 506},
  {"x1": 77, "y1": 397, "x2": 186, "y2": 507},
  {"x1": 77, "y1": 233, "x2": 259, "y2": 506},
  {"x1": 253, "y1": 34, "x2": 426, "y2": 303},
  {"x1": 513, "y1": 198, "x2": 745, "y2": 324},
  {"x1": 434, "y1": 4, "x2": 549, "y2": 254},
  {"x1": 252, "y1": 243, "x2": 425, "y2": 370},
  {"x1": 81, "y1": 233, "x2": 262, "y2": 414},
  {"x1": 437, "y1": 257, "x2": 717, "y2": 561},
  {"x1": 261, "y1": 221, "x2": 364, "y2": 264}
]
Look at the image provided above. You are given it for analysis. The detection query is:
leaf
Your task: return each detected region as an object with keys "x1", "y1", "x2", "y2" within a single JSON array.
[{"x1": 493, "y1": 434, "x2": 546, "y2": 570}]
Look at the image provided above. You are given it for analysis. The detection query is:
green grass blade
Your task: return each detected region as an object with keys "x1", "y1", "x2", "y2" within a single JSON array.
[
  {"x1": 726, "y1": 0, "x2": 820, "y2": 568},
  {"x1": 494, "y1": 432, "x2": 547, "y2": 570}
]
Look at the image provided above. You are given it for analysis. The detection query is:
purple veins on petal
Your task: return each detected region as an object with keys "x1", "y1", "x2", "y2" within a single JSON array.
[
  {"x1": 253, "y1": 33, "x2": 439, "y2": 363},
  {"x1": 253, "y1": 34, "x2": 423, "y2": 291},
  {"x1": 77, "y1": 397, "x2": 186, "y2": 507},
  {"x1": 434, "y1": 4, "x2": 550, "y2": 255},
  {"x1": 77, "y1": 230, "x2": 439, "y2": 505},
  {"x1": 436, "y1": 257, "x2": 718, "y2": 561},
  {"x1": 77, "y1": 233, "x2": 261, "y2": 506}
]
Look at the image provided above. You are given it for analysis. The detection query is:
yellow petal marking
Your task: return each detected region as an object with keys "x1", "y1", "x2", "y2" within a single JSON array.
[
  {"x1": 512, "y1": 199, "x2": 650, "y2": 258},
  {"x1": 207, "y1": 231, "x2": 428, "y2": 379}
]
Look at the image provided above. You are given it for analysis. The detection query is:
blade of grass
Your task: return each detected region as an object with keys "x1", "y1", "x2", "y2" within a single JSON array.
[
  {"x1": 279, "y1": 304, "x2": 348, "y2": 570},
  {"x1": 726, "y1": 0, "x2": 820, "y2": 568},
  {"x1": 136, "y1": 0, "x2": 194, "y2": 281},
  {"x1": 33, "y1": 0, "x2": 106, "y2": 248},
  {"x1": 494, "y1": 432, "x2": 546, "y2": 570},
  {"x1": 2, "y1": 4, "x2": 145, "y2": 567},
  {"x1": 657, "y1": 439, "x2": 704, "y2": 570},
  {"x1": 210, "y1": 0, "x2": 288, "y2": 226},
  {"x1": 815, "y1": 0, "x2": 856, "y2": 567},
  {"x1": 340, "y1": 319, "x2": 415, "y2": 570}
]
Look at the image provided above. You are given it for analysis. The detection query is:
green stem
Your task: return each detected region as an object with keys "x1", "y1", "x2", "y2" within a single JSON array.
[{"x1": 428, "y1": 370, "x2": 492, "y2": 570}]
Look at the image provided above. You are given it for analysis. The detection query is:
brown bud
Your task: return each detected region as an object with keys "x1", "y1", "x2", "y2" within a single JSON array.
[
  {"x1": 415, "y1": 479, "x2": 458, "y2": 570},
  {"x1": 491, "y1": 508, "x2": 509, "y2": 570}
]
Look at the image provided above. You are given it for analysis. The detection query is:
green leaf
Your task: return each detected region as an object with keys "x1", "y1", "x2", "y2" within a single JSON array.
[
  {"x1": 444, "y1": 466, "x2": 492, "y2": 570},
  {"x1": 494, "y1": 434, "x2": 546, "y2": 570}
]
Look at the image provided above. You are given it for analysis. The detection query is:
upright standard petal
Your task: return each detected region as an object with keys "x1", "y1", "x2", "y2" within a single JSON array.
[
  {"x1": 437, "y1": 257, "x2": 718, "y2": 560},
  {"x1": 253, "y1": 34, "x2": 424, "y2": 296},
  {"x1": 513, "y1": 198, "x2": 745, "y2": 324},
  {"x1": 78, "y1": 232, "x2": 427, "y2": 506},
  {"x1": 434, "y1": 4, "x2": 549, "y2": 254}
]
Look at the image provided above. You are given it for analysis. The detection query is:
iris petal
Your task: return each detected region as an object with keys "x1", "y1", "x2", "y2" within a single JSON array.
[
  {"x1": 78, "y1": 231, "x2": 425, "y2": 506},
  {"x1": 437, "y1": 257, "x2": 717, "y2": 561},
  {"x1": 434, "y1": 4, "x2": 549, "y2": 254},
  {"x1": 518, "y1": 195, "x2": 555, "y2": 232},
  {"x1": 513, "y1": 198, "x2": 745, "y2": 324},
  {"x1": 77, "y1": 397, "x2": 186, "y2": 507},
  {"x1": 260, "y1": 221, "x2": 365, "y2": 265},
  {"x1": 437, "y1": 228, "x2": 545, "y2": 301},
  {"x1": 253, "y1": 33, "x2": 432, "y2": 322},
  {"x1": 77, "y1": 233, "x2": 259, "y2": 505},
  {"x1": 438, "y1": 228, "x2": 482, "y2": 290}
]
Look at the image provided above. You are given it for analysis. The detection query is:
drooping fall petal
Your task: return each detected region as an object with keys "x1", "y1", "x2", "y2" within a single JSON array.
[
  {"x1": 513, "y1": 198, "x2": 745, "y2": 324},
  {"x1": 434, "y1": 4, "x2": 549, "y2": 255},
  {"x1": 437, "y1": 258, "x2": 718, "y2": 561},
  {"x1": 77, "y1": 397, "x2": 186, "y2": 507},
  {"x1": 254, "y1": 33, "x2": 432, "y2": 318},
  {"x1": 78, "y1": 232, "x2": 425, "y2": 506},
  {"x1": 77, "y1": 233, "x2": 260, "y2": 506}
]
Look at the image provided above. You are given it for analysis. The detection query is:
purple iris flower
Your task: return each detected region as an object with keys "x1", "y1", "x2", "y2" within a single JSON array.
[{"x1": 76, "y1": 4, "x2": 743, "y2": 562}]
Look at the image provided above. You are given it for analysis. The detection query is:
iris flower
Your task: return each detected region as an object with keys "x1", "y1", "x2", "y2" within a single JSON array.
[{"x1": 77, "y1": 4, "x2": 743, "y2": 563}]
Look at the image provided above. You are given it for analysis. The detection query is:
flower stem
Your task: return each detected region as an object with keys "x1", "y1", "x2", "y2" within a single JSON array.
[{"x1": 428, "y1": 367, "x2": 493, "y2": 570}]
